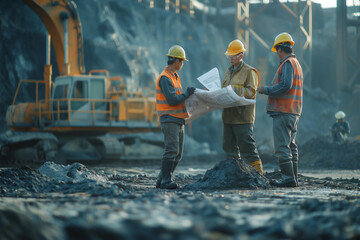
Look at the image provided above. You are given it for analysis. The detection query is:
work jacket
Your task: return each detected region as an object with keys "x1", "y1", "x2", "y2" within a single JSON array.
[
  {"x1": 332, "y1": 120, "x2": 350, "y2": 136},
  {"x1": 222, "y1": 61, "x2": 259, "y2": 124},
  {"x1": 266, "y1": 55, "x2": 303, "y2": 115},
  {"x1": 156, "y1": 67, "x2": 189, "y2": 119}
]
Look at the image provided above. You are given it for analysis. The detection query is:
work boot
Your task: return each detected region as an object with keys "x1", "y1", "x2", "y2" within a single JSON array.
[
  {"x1": 171, "y1": 159, "x2": 180, "y2": 175},
  {"x1": 271, "y1": 162, "x2": 297, "y2": 187},
  {"x1": 156, "y1": 158, "x2": 180, "y2": 188},
  {"x1": 292, "y1": 161, "x2": 298, "y2": 186},
  {"x1": 160, "y1": 160, "x2": 178, "y2": 189},
  {"x1": 250, "y1": 160, "x2": 263, "y2": 175},
  {"x1": 271, "y1": 174, "x2": 297, "y2": 187},
  {"x1": 155, "y1": 170, "x2": 162, "y2": 188}
]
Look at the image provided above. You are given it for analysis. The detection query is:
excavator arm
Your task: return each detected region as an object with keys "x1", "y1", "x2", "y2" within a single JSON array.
[{"x1": 22, "y1": 0, "x2": 85, "y2": 75}]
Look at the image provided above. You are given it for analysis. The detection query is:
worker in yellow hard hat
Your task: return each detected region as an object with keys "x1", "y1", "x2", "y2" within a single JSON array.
[
  {"x1": 258, "y1": 32, "x2": 303, "y2": 187},
  {"x1": 155, "y1": 45, "x2": 195, "y2": 189},
  {"x1": 221, "y1": 39, "x2": 263, "y2": 175},
  {"x1": 332, "y1": 111, "x2": 350, "y2": 143}
]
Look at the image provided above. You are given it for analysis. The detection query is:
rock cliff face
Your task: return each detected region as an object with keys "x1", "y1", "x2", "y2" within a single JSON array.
[
  {"x1": 0, "y1": 0, "x2": 358, "y2": 155},
  {"x1": 75, "y1": 0, "x2": 230, "y2": 90}
]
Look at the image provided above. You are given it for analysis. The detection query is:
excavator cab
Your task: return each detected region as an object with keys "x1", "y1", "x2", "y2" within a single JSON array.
[{"x1": 52, "y1": 75, "x2": 107, "y2": 122}]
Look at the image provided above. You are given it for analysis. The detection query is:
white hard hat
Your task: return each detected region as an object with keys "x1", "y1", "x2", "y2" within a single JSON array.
[{"x1": 335, "y1": 111, "x2": 346, "y2": 120}]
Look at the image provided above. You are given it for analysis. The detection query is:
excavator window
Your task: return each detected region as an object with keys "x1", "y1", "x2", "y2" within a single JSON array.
[
  {"x1": 53, "y1": 85, "x2": 69, "y2": 99},
  {"x1": 71, "y1": 80, "x2": 88, "y2": 110},
  {"x1": 52, "y1": 84, "x2": 70, "y2": 120},
  {"x1": 90, "y1": 79, "x2": 105, "y2": 109}
]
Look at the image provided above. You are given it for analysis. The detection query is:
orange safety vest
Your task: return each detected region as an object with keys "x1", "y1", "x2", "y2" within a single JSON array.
[
  {"x1": 266, "y1": 56, "x2": 303, "y2": 115},
  {"x1": 156, "y1": 67, "x2": 189, "y2": 119}
]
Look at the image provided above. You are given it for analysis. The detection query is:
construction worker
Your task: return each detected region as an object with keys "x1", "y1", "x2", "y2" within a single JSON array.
[
  {"x1": 332, "y1": 111, "x2": 350, "y2": 143},
  {"x1": 155, "y1": 45, "x2": 195, "y2": 189},
  {"x1": 222, "y1": 39, "x2": 263, "y2": 175},
  {"x1": 258, "y1": 32, "x2": 303, "y2": 187}
]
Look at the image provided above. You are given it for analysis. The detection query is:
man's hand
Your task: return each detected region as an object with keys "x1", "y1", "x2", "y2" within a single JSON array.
[
  {"x1": 257, "y1": 86, "x2": 264, "y2": 94},
  {"x1": 186, "y1": 87, "x2": 196, "y2": 96}
]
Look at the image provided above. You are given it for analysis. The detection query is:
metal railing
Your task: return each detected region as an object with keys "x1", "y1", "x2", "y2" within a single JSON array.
[
  {"x1": 10, "y1": 79, "x2": 45, "y2": 125},
  {"x1": 38, "y1": 98, "x2": 157, "y2": 127},
  {"x1": 9, "y1": 79, "x2": 158, "y2": 128},
  {"x1": 39, "y1": 98, "x2": 112, "y2": 126}
]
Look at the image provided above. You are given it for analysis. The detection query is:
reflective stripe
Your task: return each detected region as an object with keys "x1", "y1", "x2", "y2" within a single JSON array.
[
  {"x1": 156, "y1": 86, "x2": 182, "y2": 95},
  {"x1": 274, "y1": 75, "x2": 303, "y2": 82},
  {"x1": 294, "y1": 75, "x2": 303, "y2": 81},
  {"x1": 273, "y1": 73, "x2": 303, "y2": 81},
  {"x1": 156, "y1": 100, "x2": 168, "y2": 104},
  {"x1": 157, "y1": 109, "x2": 186, "y2": 115},
  {"x1": 291, "y1": 85, "x2": 302, "y2": 90},
  {"x1": 275, "y1": 95, "x2": 302, "y2": 101}
]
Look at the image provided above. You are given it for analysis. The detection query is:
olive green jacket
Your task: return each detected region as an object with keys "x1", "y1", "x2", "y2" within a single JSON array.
[{"x1": 222, "y1": 61, "x2": 259, "y2": 124}]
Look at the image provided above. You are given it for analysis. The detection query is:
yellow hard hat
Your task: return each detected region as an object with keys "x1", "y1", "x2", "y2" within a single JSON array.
[
  {"x1": 335, "y1": 111, "x2": 346, "y2": 120},
  {"x1": 225, "y1": 40, "x2": 246, "y2": 56},
  {"x1": 166, "y1": 45, "x2": 188, "y2": 61},
  {"x1": 272, "y1": 32, "x2": 295, "y2": 52}
]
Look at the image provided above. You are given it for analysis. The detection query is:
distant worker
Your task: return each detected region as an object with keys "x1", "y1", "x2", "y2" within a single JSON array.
[
  {"x1": 258, "y1": 32, "x2": 303, "y2": 187},
  {"x1": 222, "y1": 39, "x2": 263, "y2": 175},
  {"x1": 332, "y1": 111, "x2": 350, "y2": 143},
  {"x1": 155, "y1": 45, "x2": 196, "y2": 189}
]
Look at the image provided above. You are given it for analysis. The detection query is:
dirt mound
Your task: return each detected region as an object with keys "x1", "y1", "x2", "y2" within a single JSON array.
[
  {"x1": 0, "y1": 162, "x2": 128, "y2": 197},
  {"x1": 182, "y1": 159, "x2": 270, "y2": 191},
  {"x1": 299, "y1": 137, "x2": 360, "y2": 169},
  {"x1": 38, "y1": 161, "x2": 108, "y2": 182},
  {"x1": 0, "y1": 166, "x2": 56, "y2": 196}
]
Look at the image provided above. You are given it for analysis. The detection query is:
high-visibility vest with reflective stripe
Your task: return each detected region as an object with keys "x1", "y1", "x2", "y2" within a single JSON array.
[
  {"x1": 156, "y1": 67, "x2": 189, "y2": 118},
  {"x1": 266, "y1": 56, "x2": 303, "y2": 115}
]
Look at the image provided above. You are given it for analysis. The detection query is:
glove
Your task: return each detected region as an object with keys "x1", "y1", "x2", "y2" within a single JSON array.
[{"x1": 186, "y1": 87, "x2": 196, "y2": 96}]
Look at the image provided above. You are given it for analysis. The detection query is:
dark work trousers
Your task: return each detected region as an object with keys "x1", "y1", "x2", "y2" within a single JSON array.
[
  {"x1": 272, "y1": 113, "x2": 300, "y2": 167},
  {"x1": 161, "y1": 122, "x2": 184, "y2": 163},
  {"x1": 332, "y1": 130, "x2": 346, "y2": 143},
  {"x1": 222, "y1": 123, "x2": 261, "y2": 164}
]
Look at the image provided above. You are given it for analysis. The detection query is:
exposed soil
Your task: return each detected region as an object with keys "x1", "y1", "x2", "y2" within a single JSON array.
[
  {"x1": 1, "y1": 158, "x2": 360, "y2": 240},
  {"x1": 299, "y1": 137, "x2": 360, "y2": 169},
  {"x1": 259, "y1": 137, "x2": 360, "y2": 171}
]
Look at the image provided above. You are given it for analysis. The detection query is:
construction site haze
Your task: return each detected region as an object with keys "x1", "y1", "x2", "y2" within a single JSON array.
[{"x1": 1, "y1": 0, "x2": 360, "y2": 239}]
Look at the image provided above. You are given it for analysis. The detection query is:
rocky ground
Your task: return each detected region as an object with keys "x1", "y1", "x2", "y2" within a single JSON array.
[{"x1": 1, "y1": 154, "x2": 360, "y2": 240}]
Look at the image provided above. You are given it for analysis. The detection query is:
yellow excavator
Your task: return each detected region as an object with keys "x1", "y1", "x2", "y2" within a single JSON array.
[{"x1": 1, "y1": 0, "x2": 161, "y2": 164}]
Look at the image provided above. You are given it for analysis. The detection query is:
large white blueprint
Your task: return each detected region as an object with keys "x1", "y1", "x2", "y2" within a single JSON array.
[
  {"x1": 185, "y1": 68, "x2": 256, "y2": 122},
  {"x1": 185, "y1": 82, "x2": 256, "y2": 123}
]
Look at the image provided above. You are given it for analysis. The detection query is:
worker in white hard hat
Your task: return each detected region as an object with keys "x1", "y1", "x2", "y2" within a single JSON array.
[
  {"x1": 221, "y1": 39, "x2": 263, "y2": 175},
  {"x1": 331, "y1": 111, "x2": 350, "y2": 143}
]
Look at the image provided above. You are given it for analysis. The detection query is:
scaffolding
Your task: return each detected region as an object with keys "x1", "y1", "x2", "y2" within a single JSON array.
[
  {"x1": 139, "y1": 0, "x2": 195, "y2": 17},
  {"x1": 337, "y1": 0, "x2": 360, "y2": 94},
  {"x1": 235, "y1": 0, "x2": 312, "y2": 86}
]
